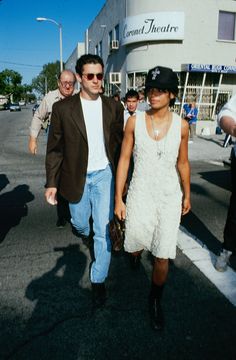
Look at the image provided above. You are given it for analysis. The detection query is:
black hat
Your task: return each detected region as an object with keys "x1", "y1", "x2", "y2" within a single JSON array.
[{"x1": 145, "y1": 66, "x2": 179, "y2": 95}]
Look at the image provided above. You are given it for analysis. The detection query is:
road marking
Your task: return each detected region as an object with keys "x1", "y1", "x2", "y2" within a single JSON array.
[
  {"x1": 178, "y1": 226, "x2": 236, "y2": 307},
  {"x1": 206, "y1": 160, "x2": 225, "y2": 166}
]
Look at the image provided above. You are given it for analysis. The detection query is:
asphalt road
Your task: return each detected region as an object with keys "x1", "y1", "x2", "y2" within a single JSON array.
[{"x1": 0, "y1": 107, "x2": 236, "y2": 360}]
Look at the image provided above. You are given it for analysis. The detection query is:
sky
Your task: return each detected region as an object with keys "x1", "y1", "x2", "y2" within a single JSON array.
[{"x1": 0, "y1": 0, "x2": 106, "y2": 84}]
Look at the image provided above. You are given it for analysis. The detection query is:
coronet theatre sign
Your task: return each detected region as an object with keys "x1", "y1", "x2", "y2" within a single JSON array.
[{"x1": 121, "y1": 12, "x2": 185, "y2": 45}]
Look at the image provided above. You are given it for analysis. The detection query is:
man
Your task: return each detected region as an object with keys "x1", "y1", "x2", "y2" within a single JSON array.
[
  {"x1": 45, "y1": 54, "x2": 124, "y2": 307},
  {"x1": 183, "y1": 100, "x2": 198, "y2": 143},
  {"x1": 124, "y1": 89, "x2": 139, "y2": 127},
  {"x1": 215, "y1": 94, "x2": 236, "y2": 271},
  {"x1": 28, "y1": 69, "x2": 77, "y2": 228}
]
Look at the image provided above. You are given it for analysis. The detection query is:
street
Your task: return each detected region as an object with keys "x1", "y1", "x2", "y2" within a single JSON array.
[{"x1": 0, "y1": 107, "x2": 236, "y2": 360}]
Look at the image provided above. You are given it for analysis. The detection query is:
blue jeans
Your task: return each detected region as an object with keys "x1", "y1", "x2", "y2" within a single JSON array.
[{"x1": 69, "y1": 164, "x2": 114, "y2": 283}]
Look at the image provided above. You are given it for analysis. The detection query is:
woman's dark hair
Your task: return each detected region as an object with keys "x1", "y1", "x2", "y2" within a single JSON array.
[
  {"x1": 169, "y1": 94, "x2": 177, "y2": 107},
  {"x1": 75, "y1": 54, "x2": 104, "y2": 76}
]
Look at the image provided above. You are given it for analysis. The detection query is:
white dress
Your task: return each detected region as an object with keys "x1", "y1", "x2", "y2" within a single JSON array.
[{"x1": 124, "y1": 111, "x2": 182, "y2": 259}]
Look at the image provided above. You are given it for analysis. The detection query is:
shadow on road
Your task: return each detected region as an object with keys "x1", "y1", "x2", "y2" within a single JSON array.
[
  {"x1": 199, "y1": 169, "x2": 231, "y2": 192},
  {"x1": 2, "y1": 243, "x2": 236, "y2": 360},
  {"x1": 5, "y1": 244, "x2": 90, "y2": 359},
  {"x1": 197, "y1": 135, "x2": 224, "y2": 147},
  {"x1": 0, "y1": 174, "x2": 34, "y2": 243},
  {"x1": 181, "y1": 211, "x2": 222, "y2": 254}
]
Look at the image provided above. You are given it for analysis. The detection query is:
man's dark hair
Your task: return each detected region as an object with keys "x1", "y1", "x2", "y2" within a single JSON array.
[
  {"x1": 75, "y1": 54, "x2": 104, "y2": 76},
  {"x1": 125, "y1": 89, "x2": 139, "y2": 101}
]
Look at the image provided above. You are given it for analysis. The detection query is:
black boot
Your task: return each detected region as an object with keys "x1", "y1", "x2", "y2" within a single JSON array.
[
  {"x1": 91, "y1": 282, "x2": 106, "y2": 309},
  {"x1": 149, "y1": 283, "x2": 165, "y2": 331}
]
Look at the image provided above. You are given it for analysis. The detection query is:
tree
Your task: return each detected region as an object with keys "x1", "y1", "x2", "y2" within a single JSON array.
[
  {"x1": 19, "y1": 84, "x2": 36, "y2": 103},
  {"x1": 0, "y1": 69, "x2": 36, "y2": 102},
  {"x1": 0, "y1": 69, "x2": 22, "y2": 101},
  {"x1": 31, "y1": 61, "x2": 62, "y2": 96}
]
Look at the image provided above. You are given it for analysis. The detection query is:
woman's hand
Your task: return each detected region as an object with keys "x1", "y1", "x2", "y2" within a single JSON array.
[
  {"x1": 182, "y1": 197, "x2": 191, "y2": 216},
  {"x1": 114, "y1": 199, "x2": 126, "y2": 221}
]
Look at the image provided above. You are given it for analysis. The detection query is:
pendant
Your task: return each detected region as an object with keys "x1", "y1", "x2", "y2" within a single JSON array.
[{"x1": 157, "y1": 149, "x2": 163, "y2": 158}]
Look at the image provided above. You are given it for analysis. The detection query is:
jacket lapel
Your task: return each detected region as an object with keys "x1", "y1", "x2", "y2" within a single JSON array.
[
  {"x1": 70, "y1": 93, "x2": 88, "y2": 142},
  {"x1": 101, "y1": 96, "x2": 111, "y2": 146}
]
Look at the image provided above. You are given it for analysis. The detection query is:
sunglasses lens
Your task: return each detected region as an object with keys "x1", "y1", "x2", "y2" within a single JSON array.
[
  {"x1": 97, "y1": 73, "x2": 103, "y2": 80},
  {"x1": 87, "y1": 74, "x2": 94, "y2": 80}
]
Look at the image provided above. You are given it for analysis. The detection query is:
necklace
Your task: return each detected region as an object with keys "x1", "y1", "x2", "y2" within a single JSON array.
[{"x1": 150, "y1": 113, "x2": 170, "y2": 158}]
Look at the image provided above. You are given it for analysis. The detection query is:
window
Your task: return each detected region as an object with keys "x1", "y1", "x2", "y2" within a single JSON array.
[
  {"x1": 218, "y1": 11, "x2": 235, "y2": 40},
  {"x1": 115, "y1": 24, "x2": 119, "y2": 41},
  {"x1": 95, "y1": 45, "x2": 98, "y2": 55},
  {"x1": 127, "y1": 72, "x2": 147, "y2": 89},
  {"x1": 109, "y1": 30, "x2": 112, "y2": 45},
  {"x1": 99, "y1": 41, "x2": 103, "y2": 57}
]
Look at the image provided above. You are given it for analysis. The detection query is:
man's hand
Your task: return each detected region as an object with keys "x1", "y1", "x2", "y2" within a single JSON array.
[
  {"x1": 28, "y1": 136, "x2": 37, "y2": 155},
  {"x1": 45, "y1": 187, "x2": 58, "y2": 205}
]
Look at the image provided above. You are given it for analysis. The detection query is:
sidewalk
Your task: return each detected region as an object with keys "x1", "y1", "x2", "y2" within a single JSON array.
[
  {"x1": 179, "y1": 132, "x2": 236, "y2": 308},
  {"x1": 188, "y1": 133, "x2": 233, "y2": 163}
]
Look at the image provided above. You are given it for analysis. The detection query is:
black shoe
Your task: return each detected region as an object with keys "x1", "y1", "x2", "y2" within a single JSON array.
[
  {"x1": 130, "y1": 254, "x2": 141, "y2": 270},
  {"x1": 56, "y1": 217, "x2": 67, "y2": 228},
  {"x1": 149, "y1": 296, "x2": 164, "y2": 331},
  {"x1": 91, "y1": 282, "x2": 106, "y2": 309}
]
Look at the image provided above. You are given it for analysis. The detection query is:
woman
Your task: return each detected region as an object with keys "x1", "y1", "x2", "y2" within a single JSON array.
[{"x1": 115, "y1": 66, "x2": 191, "y2": 331}]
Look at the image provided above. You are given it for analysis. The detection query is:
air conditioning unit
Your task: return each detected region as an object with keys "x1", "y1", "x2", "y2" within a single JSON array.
[
  {"x1": 109, "y1": 72, "x2": 121, "y2": 84},
  {"x1": 110, "y1": 40, "x2": 119, "y2": 50}
]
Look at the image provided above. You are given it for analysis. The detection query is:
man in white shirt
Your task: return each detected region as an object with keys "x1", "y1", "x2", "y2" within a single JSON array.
[
  {"x1": 28, "y1": 70, "x2": 77, "y2": 228},
  {"x1": 215, "y1": 94, "x2": 236, "y2": 271},
  {"x1": 123, "y1": 89, "x2": 139, "y2": 127}
]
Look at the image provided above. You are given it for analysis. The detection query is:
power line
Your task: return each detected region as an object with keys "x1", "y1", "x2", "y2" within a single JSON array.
[{"x1": 0, "y1": 61, "x2": 42, "y2": 68}]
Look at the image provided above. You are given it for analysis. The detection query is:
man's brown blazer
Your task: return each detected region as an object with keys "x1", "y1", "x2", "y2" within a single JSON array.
[{"x1": 45, "y1": 93, "x2": 124, "y2": 203}]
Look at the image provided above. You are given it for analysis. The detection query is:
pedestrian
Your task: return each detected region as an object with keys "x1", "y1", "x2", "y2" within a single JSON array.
[
  {"x1": 45, "y1": 54, "x2": 124, "y2": 308},
  {"x1": 28, "y1": 69, "x2": 77, "y2": 228},
  {"x1": 215, "y1": 94, "x2": 236, "y2": 272},
  {"x1": 183, "y1": 100, "x2": 198, "y2": 143},
  {"x1": 114, "y1": 66, "x2": 191, "y2": 330},
  {"x1": 124, "y1": 89, "x2": 139, "y2": 127},
  {"x1": 137, "y1": 88, "x2": 150, "y2": 111}
]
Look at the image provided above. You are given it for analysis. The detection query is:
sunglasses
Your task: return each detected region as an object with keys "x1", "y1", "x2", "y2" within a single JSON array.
[
  {"x1": 60, "y1": 81, "x2": 75, "y2": 88},
  {"x1": 82, "y1": 73, "x2": 103, "y2": 81}
]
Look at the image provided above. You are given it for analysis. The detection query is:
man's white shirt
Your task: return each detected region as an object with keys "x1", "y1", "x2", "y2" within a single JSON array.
[{"x1": 81, "y1": 95, "x2": 109, "y2": 172}]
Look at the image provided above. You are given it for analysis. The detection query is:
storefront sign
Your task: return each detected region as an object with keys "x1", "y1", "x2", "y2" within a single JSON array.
[
  {"x1": 183, "y1": 63, "x2": 236, "y2": 74},
  {"x1": 121, "y1": 12, "x2": 184, "y2": 45}
]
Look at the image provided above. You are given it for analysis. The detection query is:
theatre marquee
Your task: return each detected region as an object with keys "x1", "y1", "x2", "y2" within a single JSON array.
[{"x1": 121, "y1": 12, "x2": 185, "y2": 46}]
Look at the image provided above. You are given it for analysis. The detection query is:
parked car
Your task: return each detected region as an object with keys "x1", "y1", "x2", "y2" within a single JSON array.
[
  {"x1": 9, "y1": 103, "x2": 21, "y2": 112},
  {"x1": 32, "y1": 103, "x2": 39, "y2": 116},
  {"x1": 19, "y1": 100, "x2": 26, "y2": 106}
]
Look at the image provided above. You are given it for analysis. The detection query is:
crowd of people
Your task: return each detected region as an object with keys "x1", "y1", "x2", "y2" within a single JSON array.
[{"x1": 28, "y1": 53, "x2": 235, "y2": 331}]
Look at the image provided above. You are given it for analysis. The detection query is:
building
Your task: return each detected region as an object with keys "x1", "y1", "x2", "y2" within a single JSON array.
[
  {"x1": 67, "y1": 0, "x2": 236, "y2": 120},
  {"x1": 0, "y1": 95, "x2": 9, "y2": 110},
  {"x1": 65, "y1": 42, "x2": 85, "y2": 73}
]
